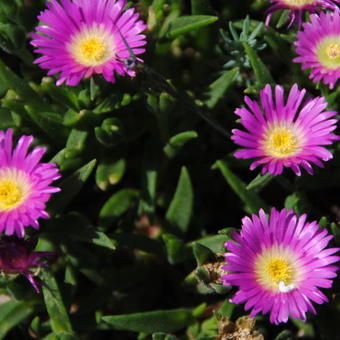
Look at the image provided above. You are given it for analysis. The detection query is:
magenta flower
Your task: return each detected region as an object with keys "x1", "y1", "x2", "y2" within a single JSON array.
[
  {"x1": 231, "y1": 84, "x2": 339, "y2": 176},
  {"x1": 294, "y1": 10, "x2": 340, "y2": 89},
  {"x1": 222, "y1": 208, "x2": 339, "y2": 324},
  {"x1": 265, "y1": 0, "x2": 339, "y2": 27},
  {"x1": 31, "y1": 0, "x2": 147, "y2": 86},
  {"x1": 0, "y1": 237, "x2": 54, "y2": 292},
  {"x1": 0, "y1": 129, "x2": 61, "y2": 237}
]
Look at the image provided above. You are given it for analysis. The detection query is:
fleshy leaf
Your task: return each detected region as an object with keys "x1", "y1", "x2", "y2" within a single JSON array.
[
  {"x1": 99, "y1": 189, "x2": 139, "y2": 228},
  {"x1": 102, "y1": 309, "x2": 194, "y2": 333},
  {"x1": 243, "y1": 42, "x2": 274, "y2": 86},
  {"x1": 163, "y1": 131, "x2": 198, "y2": 158},
  {"x1": 166, "y1": 15, "x2": 218, "y2": 38},
  {"x1": 205, "y1": 68, "x2": 239, "y2": 109},
  {"x1": 212, "y1": 160, "x2": 267, "y2": 213},
  {"x1": 165, "y1": 166, "x2": 194, "y2": 235},
  {"x1": 41, "y1": 270, "x2": 73, "y2": 333},
  {"x1": 48, "y1": 159, "x2": 97, "y2": 213},
  {"x1": 0, "y1": 300, "x2": 35, "y2": 340}
]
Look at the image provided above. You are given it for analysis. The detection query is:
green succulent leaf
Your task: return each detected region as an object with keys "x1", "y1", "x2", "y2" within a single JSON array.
[
  {"x1": 42, "y1": 331, "x2": 79, "y2": 340},
  {"x1": 41, "y1": 270, "x2": 73, "y2": 333},
  {"x1": 165, "y1": 166, "x2": 194, "y2": 235},
  {"x1": 163, "y1": 131, "x2": 198, "y2": 158},
  {"x1": 0, "y1": 300, "x2": 35, "y2": 340},
  {"x1": 246, "y1": 173, "x2": 273, "y2": 191},
  {"x1": 166, "y1": 15, "x2": 218, "y2": 38},
  {"x1": 102, "y1": 309, "x2": 195, "y2": 333},
  {"x1": 99, "y1": 188, "x2": 139, "y2": 228},
  {"x1": 205, "y1": 67, "x2": 239, "y2": 109},
  {"x1": 96, "y1": 158, "x2": 126, "y2": 190},
  {"x1": 212, "y1": 160, "x2": 267, "y2": 213},
  {"x1": 243, "y1": 42, "x2": 274, "y2": 86},
  {"x1": 48, "y1": 159, "x2": 97, "y2": 213}
]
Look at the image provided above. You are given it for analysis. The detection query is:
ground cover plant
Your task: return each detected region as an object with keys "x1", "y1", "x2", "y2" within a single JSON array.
[{"x1": 0, "y1": 0, "x2": 339, "y2": 339}]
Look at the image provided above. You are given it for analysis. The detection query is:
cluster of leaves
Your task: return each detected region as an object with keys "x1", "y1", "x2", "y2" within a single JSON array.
[{"x1": 0, "y1": 0, "x2": 339, "y2": 339}]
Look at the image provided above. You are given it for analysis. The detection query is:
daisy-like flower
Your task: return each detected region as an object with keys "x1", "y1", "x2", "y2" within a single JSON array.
[
  {"x1": 0, "y1": 129, "x2": 61, "y2": 237},
  {"x1": 294, "y1": 10, "x2": 340, "y2": 89},
  {"x1": 222, "y1": 208, "x2": 339, "y2": 324},
  {"x1": 31, "y1": 0, "x2": 147, "y2": 86},
  {"x1": 0, "y1": 237, "x2": 54, "y2": 292},
  {"x1": 265, "y1": 0, "x2": 339, "y2": 27},
  {"x1": 231, "y1": 84, "x2": 339, "y2": 176}
]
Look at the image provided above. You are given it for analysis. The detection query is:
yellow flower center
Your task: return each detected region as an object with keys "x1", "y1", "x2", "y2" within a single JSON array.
[
  {"x1": 69, "y1": 25, "x2": 116, "y2": 67},
  {"x1": 266, "y1": 259, "x2": 293, "y2": 284},
  {"x1": 0, "y1": 181, "x2": 23, "y2": 209},
  {"x1": 255, "y1": 247, "x2": 301, "y2": 293},
  {"x1": 80, "y1": 38, "x2": 107, "y2": 63},
  {"x1": 327, "y1": 43, "x2": 340, "y2": 60},
  {"x1": 316, "y1": 36, "x2": 340, "y2": 70},
  {"x1": 0, "y1": 169, "x2": 31, "y2": 212},
  {"x1": 281, "y1": 0, "x2": 315, "y2": 8},
  {"x1": 262, "y1": 126, "x2": 300, "y2": 158}
]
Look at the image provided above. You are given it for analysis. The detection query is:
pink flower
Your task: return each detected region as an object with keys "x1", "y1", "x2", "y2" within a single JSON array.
[
  {"x1": 0, "y1": 129, "x2": 61, "y2": 237},
  {"x1": 265, "y1": 0, "x2": 339, "y2": 27},
  {"x1": 222, "y1": 208, "x2": 339, "y2": 324},
  {"x1": 294, "y1": 10, "x2": 340, "y2": 89},
  {"x1": 0, "y1": 237, "x2": 54, "y2": 292},
  {"x1": 231, "y1": 84, "x2": 339, "y2": 176},
  {"x1": 31, "y1": 0, "x2": 147, "y2": 86}
]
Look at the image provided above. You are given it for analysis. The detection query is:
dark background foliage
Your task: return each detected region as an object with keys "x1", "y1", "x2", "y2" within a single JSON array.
[{"x1": 0, "y1": 0, "x2": 339, "y2": 339}]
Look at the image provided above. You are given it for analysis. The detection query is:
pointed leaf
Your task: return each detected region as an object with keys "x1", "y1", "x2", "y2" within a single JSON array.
[
  {"x1": 188, "y1": 234, "x2": 230, "y2": 253},
  {"x1": 205, "y1": 68, "x2": 239, "y2": 109},
  {"x1": 102, "y1": 309, "x2": 194, "y2": 333},
  {"x1": 66, "y1": 129, "x2": 88, "y2": 152},
  {"x1": 24, "y1": 107, "x2": 67, "y2": 143},
  {"x1": 212, "y1": 160, "x2": 267, "y2": 213},
  {"x1": 193, "y1": 242, "x2": 215, "y2": 266},
  {"x1": 243, "y1": 42, "x2": 274, "y2": 86},
  {"x1": 99, "y1": 189, "x2": 139, "y2": 228},
  {"x1": 165, "y1": 166, "x2": 193, "y2": 235},
  {"x1": 91, "y1": 231, "x2": 117, "y2": 250},
  {"x1": 0, "y1": 58, "x2": 50, "y2": 111},
  {"x1": 246, "y1": 173, "x2": 273, "y2": 190},
  {"x1": 218, "y1": 300, "x2": 235, "y2": 318},
  {"x1": 48, "y1": 159, "x2": 97, "y2": 213},
  {"x1": 274, "y1": 330, "x2": 293, "y2": 340},
  {"x1": 41, "y1": 270, "x2": 73, "y2": 333},
  {"x1": 166, "y1": 15, "x2": 218, "y2": 38},
  {"x1": 0, "y1": 300, "x2": 35, "y2": 340},
  {"x1": 163, "y1": 233, "x2": 190, "y2": 264}
]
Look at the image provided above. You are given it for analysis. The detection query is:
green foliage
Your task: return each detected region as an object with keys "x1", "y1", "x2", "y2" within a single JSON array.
[
  {"x1": 0, "y1": 300, "x2": 35, "y2": 339},
  {"x1": 212, "y1": 160, "x2": 267, "y2": 213},
  {"x1": 48, "y1": 159, "x2": 97, "y2": 213},
  {"x1": 102, "y1": 308, "x2": 195, "y2": 333},
  {"x1": 165, "y1": 166, "x2": 194, "y2": 235},
  {"x1": 41, "y1": 271, "x2": 73, "y2": 333},
  {"x1": 165, "y1": 15, "x2": 218, "y2": 38},
  {"x1": 0, "y1": 1, "x2": 339, "y2": 339}
]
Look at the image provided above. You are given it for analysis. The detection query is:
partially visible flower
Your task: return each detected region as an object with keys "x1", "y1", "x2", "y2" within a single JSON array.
[
  {"x1": 0, "y1": 129, "x2": 61, "y2": 237},
  {"x1": 0, "y1": 237, "x2": 54, "y2": 292},
  {"x1": 294, "y1": 10, "x2": 340, "y2": 89},
  {"x1": 231, "y1": 84, "x2": 339, "y2": 176},
  {"x1": 222, "y1": 208, "x2": 339, "y2": 324},
  {"x1": 31, "y1": 0, "x2": 147, "y2": 86},
  {"x1": 265, "y1": 0, "x2": 339, "y2": 27}
]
